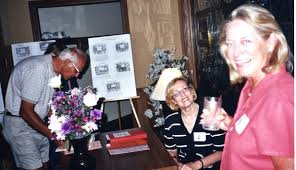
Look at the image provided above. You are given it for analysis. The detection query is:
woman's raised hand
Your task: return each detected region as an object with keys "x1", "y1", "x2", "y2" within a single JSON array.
[{"x1": 200, "y1": 108, "x2": 233, "y2": 131}]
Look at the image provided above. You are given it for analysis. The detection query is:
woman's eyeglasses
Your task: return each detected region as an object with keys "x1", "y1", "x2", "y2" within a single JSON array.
[{"x1": 173, "y1": 86, "x2": 190, "y2": 99}]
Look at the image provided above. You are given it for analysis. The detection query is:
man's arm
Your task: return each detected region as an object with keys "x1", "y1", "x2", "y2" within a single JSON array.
[
  {"x1": 20, "y1": 100, "x2": 64, "y2": 147},
  {"x1": 20, "y1": 100, "x2": 52, "y2": 138}
]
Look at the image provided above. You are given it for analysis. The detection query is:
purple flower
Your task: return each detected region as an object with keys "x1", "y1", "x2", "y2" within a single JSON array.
[
  {"x1": 62, "y1": 122, "x2": 72, "y2": 135},
  {"x1": 91, "y1": 109, "x2": 102, "y2": 120},
  {"x1": 55, "y1": 91, "x2": 62, "y2": 96},
  {"x1": 74, "y1": 110, "x2": 83, "y2": 117}
]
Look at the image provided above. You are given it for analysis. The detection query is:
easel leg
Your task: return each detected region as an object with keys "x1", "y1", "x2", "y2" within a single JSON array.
[
  {"x1": 129, "y1": 98, "x2": 141, "y2": 127},
  {"x1": 117, "y1": 101, "x2": 122, "y2": 130}
]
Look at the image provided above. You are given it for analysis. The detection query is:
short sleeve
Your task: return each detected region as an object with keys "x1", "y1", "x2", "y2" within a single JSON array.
[
  {"x1": 254, "y1": 96, "x2": 294, "y2": 157},
  {"x1": 20, "y1": 63, "x2": 47, "y2": 104}
]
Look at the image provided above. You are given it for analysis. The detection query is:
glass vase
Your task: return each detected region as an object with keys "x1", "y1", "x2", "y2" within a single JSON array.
[{"x1": 69, "y1": 136, "x2": 96, "y2": 170}]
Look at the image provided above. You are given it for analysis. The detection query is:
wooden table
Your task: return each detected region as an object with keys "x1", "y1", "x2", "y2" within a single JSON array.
[{"x1": 59, "y1": 128, "x2": 178, "y2": 170}]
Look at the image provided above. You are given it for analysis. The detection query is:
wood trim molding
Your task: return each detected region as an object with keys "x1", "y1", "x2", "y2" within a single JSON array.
[{"x1": 179, "y1": 0, "x2": 199, "y2": 88}]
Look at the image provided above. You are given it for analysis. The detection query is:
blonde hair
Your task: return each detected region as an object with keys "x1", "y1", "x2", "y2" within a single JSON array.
[
  {"x1": 165, "y1": 77, "x2": 197, "y2": 110},
  {"x1": 219, "y1": 4, "x2": 289, "y2": 84}
]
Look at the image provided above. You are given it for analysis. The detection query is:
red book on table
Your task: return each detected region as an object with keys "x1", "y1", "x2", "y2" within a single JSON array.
[
  {"x1": 106, "y1": 129, "x2": 148, "y2": 146},
  {"x1": 106, "y1": 138, "x2": 148, "y2": 149}
]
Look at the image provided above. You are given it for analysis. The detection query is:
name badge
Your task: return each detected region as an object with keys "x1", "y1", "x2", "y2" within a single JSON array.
[
  {"x1": 235, "y1": 113, "x2": 250, "y2": 135},
  {"x1": 193, "y1": 132, "x2": 206, "y2": 142}
]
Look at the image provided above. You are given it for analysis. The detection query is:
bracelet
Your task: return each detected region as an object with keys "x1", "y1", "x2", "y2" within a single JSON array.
[{"x1": 199, "y1": 159, "x2": 204, "y2": 169}]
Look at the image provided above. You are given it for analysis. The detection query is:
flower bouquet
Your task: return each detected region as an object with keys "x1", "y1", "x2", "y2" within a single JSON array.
[
  {"x1": 48, "y1": 85, "x2": 102, "y2": 141},
  {"x1": 48, "y1": 75, "x2": 101, "y2": 169}
]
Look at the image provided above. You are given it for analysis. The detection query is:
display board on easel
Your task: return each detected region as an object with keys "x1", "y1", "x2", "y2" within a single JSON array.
[
  {"x1": 88, "y1": 34, "x2": 140, "y2": 127},
  {"x1": 88, "y1": 34, "x2": 137, "y2": 100}
]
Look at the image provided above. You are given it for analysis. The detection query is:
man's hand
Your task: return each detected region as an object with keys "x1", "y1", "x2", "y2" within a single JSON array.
[{"x1": 54, "y1": 140, "x2": 65, "y2": 149}]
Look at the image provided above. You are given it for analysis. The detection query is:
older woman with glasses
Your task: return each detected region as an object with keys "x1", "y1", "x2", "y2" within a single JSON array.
[{"x1": 164, "y1": 77, "x2": 225, "y2": 170}]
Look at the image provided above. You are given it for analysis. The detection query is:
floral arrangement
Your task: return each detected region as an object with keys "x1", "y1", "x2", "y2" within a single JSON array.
[
  {"x1": 48, "y1": 75, "x2": 102, "y2": 140},
  {"x1": 143, "y1": 48, "x2": 190, "y2": 127}
]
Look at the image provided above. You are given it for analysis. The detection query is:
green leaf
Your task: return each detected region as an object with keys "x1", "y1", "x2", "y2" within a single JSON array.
[{"x1": 65, "y1": 139, "x2": 70, "y2": 151}]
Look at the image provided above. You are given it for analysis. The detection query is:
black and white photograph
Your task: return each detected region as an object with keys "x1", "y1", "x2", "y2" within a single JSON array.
[
  {"x1": 39, "y1": 41, "x2": 53, "y2": 51},
  {"x1": 93, "y1": 44, "x2": 107, "y2": 55},
  {"x1": 106, "y1": 81, "x2": 120, "y2": 92},
  {"x1": 116, "y1": 61, "x2": 130, "y2": 72},
  {"x1": 16, "y1": 46, "x2": 31, "y2": 58},
  {"x1": 94, "y1": 63, "x2": 109, "y2": 75},
  {"x1": 115, "y1": 42, "x2": 129, "y2": 52}
]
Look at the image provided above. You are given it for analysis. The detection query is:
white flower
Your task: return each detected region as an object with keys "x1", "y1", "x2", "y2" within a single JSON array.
[
  {"x1": 154, "y1": 110, "x2": 160, "y2": 116},
  {"x1": 55, "y1": 131, "x2": 66, "y2": 141},
  {"x1": 70, "y1": 88, "x2": 81, "y2": 95},
  {"x1": 83, "y1": 92, "x2": 99, "y2": 107},
  {"x1": 143, "y1": 87, "x2": 150, "y2": 94},
  {"x1": 154, "y1": 117, "x2": 165, "y2": 127},
  {"x1": 48, "y1": 75, "x2": 61, "y2": 88},
  {"x1": 48, "y1": 100, "x2": 56, "y2": 113},
  {"x1": 48, "y1": 114, "x2": 67, "y2": 140},
  {"x1": 48, "y1": 114, "x2": 60, "y2": 131},
  {"x1": 144, "y1": 109, "x2": 153, "y2": 119},
  {"x1": 82, "y1": 122, "x2": 98, "y2": 132}
]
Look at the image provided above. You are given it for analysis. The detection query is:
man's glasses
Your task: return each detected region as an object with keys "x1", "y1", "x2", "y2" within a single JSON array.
[
  {"x1": 173, "y1": 86, "x2": 190, "y2": 99},
  {"x1": 71, "y1": 63, "x2": 80, "y2": 73}
]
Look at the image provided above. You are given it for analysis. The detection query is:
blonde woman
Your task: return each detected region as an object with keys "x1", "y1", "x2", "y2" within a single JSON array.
[
  {"x1": 164, "y1": 77, "x2": 225, "y2": 170},
  {"x1": 214, "y1": 4, "x2": 294, "y2": 170}
]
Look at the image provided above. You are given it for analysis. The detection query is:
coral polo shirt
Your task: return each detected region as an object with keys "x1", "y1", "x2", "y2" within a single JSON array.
[{"x1": 221, "y1": 67, "x2": 294, "y2": 170}]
